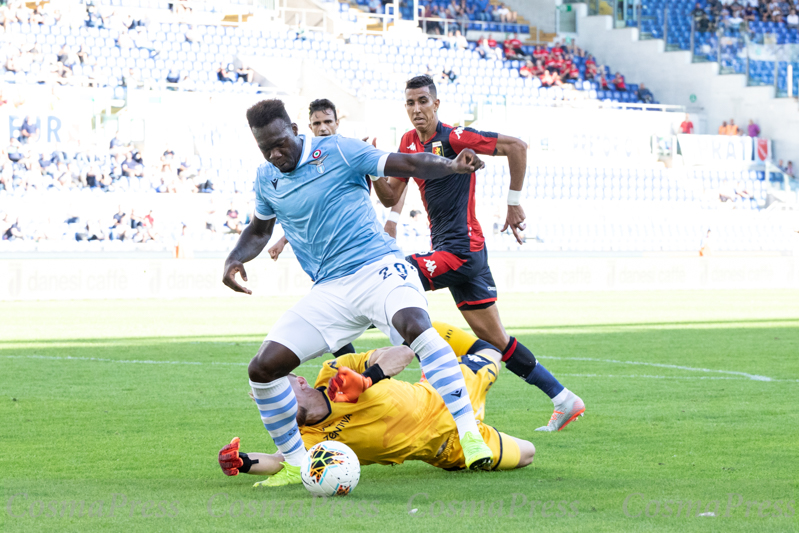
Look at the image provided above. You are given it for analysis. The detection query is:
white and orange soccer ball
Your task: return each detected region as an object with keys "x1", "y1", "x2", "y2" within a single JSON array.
[{"x1": 300, "y1": 441, "x2": 360, "y2": 497}]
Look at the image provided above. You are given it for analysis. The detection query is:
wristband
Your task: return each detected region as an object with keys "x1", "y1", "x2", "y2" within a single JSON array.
[
  {"x1": 369, "y1": 175, "x2": 381, "y2": 182},
  {"x1": 507, "y1": 189, "x2": 522, "y2": 206},
  {"x1": 387, "y1": 211, "x2": 400, "y2": 223},
  {"x1": 238, "y1": 452, "x2": 259, "y2": 473},
  {"x1": 362, "y1": 363, "x2": 388, "y2": 386}
]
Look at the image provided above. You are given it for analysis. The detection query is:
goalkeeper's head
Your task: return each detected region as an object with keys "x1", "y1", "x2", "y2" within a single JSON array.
[{"x1": 287, "y1": 372, "x2": 313, "y2": 427}]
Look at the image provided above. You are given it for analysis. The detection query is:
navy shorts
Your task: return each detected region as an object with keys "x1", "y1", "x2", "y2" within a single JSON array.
[{"x1": 405, "y1": 248, "x2": 497, "y2": 310}]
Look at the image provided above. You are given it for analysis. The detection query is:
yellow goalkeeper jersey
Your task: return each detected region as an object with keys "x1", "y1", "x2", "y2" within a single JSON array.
[{"x1": 299, "y1": 322, "x2": 513, "y2": 469}]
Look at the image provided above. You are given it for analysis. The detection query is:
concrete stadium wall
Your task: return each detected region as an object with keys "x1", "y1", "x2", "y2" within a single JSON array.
[
  {"x1": 503, "y1": 0, "x2": 558, "y2": 34},
  {"x1": 575, "y1": 9, "x2": 799, "y2": 162},
  {"x1": 2, "y1": 254, "x2": 796, "y2": 301}
]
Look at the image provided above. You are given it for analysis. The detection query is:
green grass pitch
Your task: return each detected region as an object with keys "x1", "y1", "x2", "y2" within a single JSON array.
[{"x1": 1, "y1": 290, "x2": 798, "y2": 532}]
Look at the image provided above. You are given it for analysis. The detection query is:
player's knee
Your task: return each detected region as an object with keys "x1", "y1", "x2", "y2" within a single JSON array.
[
  {"x1": 391, "y1": 307, "x2": 432, "y2": 344},
  {"x1": 247, "y1": 342, "x2": 298, "y2": 383},
  {"x1": 516, "y1": 440, "x2": 535, "y2": 468}
]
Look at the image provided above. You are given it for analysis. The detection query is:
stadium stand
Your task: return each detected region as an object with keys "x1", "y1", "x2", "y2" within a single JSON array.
[
  {"x1": 0, "y1": 1, "x2": 658, "y2": 105},
  {"x1": 1, "y1": 1, "x2": 796, "y2": 255},
  {"x1": 633, "y1": 0, "x2": 799, "y2": 94}
]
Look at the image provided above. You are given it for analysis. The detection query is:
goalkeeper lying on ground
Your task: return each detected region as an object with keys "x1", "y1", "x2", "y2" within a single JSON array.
[{"x1": 219, "y1": 322, "x2": 535, "y2": 486}]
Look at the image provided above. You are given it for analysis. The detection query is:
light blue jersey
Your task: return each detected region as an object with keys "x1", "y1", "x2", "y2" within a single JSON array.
[{"x1": 254, "y1": 134, "x2": 402, "y2": 284}]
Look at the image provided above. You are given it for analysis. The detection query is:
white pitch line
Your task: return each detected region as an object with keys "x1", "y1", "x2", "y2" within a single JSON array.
[
  {"x1": 2, "y1": 354, "x2": 798, "y2": 382},
  {"x1": 538, "y1": 355, "x2": 776, "y2": 382}
]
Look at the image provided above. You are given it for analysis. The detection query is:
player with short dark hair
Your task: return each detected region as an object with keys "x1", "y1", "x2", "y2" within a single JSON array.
[
  {"x1": 218, "y1": 323, "x2": 536, "y2": 483},
  {"x1": 222, "y1": 98, "x2": 494, "y2": 487},
  {"x1": 372, "y1": 75, "x2": 585, "y2": 433}
]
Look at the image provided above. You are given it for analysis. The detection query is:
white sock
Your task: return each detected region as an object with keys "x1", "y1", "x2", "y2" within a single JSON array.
[
  {"x1": 552, "y1": 388, "x2": 571, "y2": 406},
  {"x1": 250, "y1": 377, "x2": 306, "y2": 466},
  {"x1": 411, "y1": 328, "x2": 480, "y2": 439}
]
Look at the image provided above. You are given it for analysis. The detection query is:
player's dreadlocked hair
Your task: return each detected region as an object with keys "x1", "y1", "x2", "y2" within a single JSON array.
[
  {"x1": 308, "y1": 98, "x2": 337, "y2": 121},
  {"x1": 246, "y1": 99, "x2": 291, "y2": 129},
  {"x1": 405, "y1": 75, "x2": 437, "y2": 99}
]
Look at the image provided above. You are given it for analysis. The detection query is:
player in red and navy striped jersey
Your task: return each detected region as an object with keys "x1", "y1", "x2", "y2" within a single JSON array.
[{"x1": 372, "y1": 75, "x2": 585, "y2": 432}]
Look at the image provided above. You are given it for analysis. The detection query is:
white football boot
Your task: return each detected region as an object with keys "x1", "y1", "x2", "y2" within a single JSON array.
[{"x1": 535, "y1": 390, "x2": 585, "y2": 432}]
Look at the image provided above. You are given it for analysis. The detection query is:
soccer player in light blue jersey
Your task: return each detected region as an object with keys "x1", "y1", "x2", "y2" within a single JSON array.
[{"x1": 221, "y1": 99, "x2": 493, "y2": 487}]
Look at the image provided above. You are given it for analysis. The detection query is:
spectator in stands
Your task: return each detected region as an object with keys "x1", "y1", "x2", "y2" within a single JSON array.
[
  {"x1": 477, "y1": 36, "x2": 492, "y2": 59},
  {"x1": 217, "y1": 64, "x2": 236, "y2": 83},
  {"x1": 718, "y1": 120, "x2": 728, "y2": 134},
  {"x1": 224, "y1": 204, "x2": 243, "y2": 234},
  {"x1": 584, "y1": 55, "x2": 597, "y2": 80},
  {"x1": 368, "y1": 0, "x2": 382, "y2": 14},
  {"x1": 540, "y1": 68, "x2": 562, "y2": 87},
  {"x1": 788, "y1": 9, "x2": 799, "y2": 27},
  {"x1": 519, "y1": 60, "x2": 535, "y2": 79},
  {"x1": 76, "y1": 45, "x2": 90, "y2": 66},
  {"x1": 735, "y1": 181, "x2": 754, "y2": 199},
  {"x1": 121, "y1": 152, "x2": 143, "y2": 178},
  {"x1": 109, "y1": 132, "x2": 124, "y2": 153},
  {"x1": 699, "y1": 229, "x2": 712, "y2": 256},
  {"x1": 493, "y1": 3, "x2": 508, "y2": 21},
  {"x1": 786, "y1": 161, "x2": 795, "y2": 178},
  {"x1": 453, "y1": 29, "x2": 468, "y2": 50},
  {"x1": 727, "y1": 118, "x2": 739, "y2": 135},
  {"x1": 637, "y1": 82, "x2": 654, "y2": 102},
  {"x1": 19, "y1": 116, "x2": 40, "y2": 145},
  {"x1": 680, "y1": 114, "x2": 695, "y2": 134},
  {"x1": 728, "y1": 7, "x2": 745, "y2": 27},
  {"x1": 561, "y1": 60, "x2": 579, "y2": 83},
  {"x1": 612, "y1": 72, "x2": 627, "y2": 91},
  {"x1": 166, "y1": 69, "x2": 182, "y2": 89},
  {"x1": 598, "y1": 71, "x2": 610, "y2": 90},
  {"x1": 4, "y1": 217, "x2": 25, "y2": 241},
  {"x1": 123, "y1": 68, "x2": 141, "y2": 89},
  {"x1": 503, "y1": 33, "x2": 524, "y2": 60},
  {"x1": 747, "y1": 119, "x2": 760, "y2": 137},
  {"x1": 236, "y1": 64, "x2": 255, "y2": 83}
]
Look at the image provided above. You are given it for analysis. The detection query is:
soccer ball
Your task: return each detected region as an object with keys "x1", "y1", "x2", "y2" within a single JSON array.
[{"x1": 300, "y1": 441, "x2": 360, "y2": 496}]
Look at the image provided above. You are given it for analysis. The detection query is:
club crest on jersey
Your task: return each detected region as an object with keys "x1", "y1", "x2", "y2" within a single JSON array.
[
  {"x1": 432, "y1": 141, "x2": 444, "y2": 156},
  {"x1": 309, "y1": 153, "x2": 328, "y2": 174}
]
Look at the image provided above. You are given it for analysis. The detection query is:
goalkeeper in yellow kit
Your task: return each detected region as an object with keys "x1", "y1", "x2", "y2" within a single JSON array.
[{"x1": 219, "y1": 322, "x2": 535, "y2": 485}]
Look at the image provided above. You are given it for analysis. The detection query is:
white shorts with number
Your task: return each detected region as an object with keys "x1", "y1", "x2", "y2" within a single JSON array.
[{"x1": 265, "y1": 254, "x2": 428, "y2": 363}]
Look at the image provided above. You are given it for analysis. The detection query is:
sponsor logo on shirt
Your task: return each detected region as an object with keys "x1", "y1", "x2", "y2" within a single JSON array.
[
  {"x1": 424, "y1": 259, "x2": 437, "y2": 275},
  {"x1": 271, "y1": 177, "x2": 279, "y2": 189},
  {"x1": 432, "y1": 141, "x2": 444, "y2": 156},
  {"x1": 407, "y1": 142, "x2": 416, "y2": 151},
  {"x1": 325, "y1": 413, "x2": 352, "y2": 440},
  {"x1": 453, "y1": 126, "x2": 464, "y2": 139}
]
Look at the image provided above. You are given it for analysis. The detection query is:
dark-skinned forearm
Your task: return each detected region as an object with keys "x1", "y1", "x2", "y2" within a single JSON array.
[
  {"x1": 226, "y1": 221, "x2": 273, "y2": 264},
  {"x1": 409, "y1": 153, "x2": 460, "y2": 180}
]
